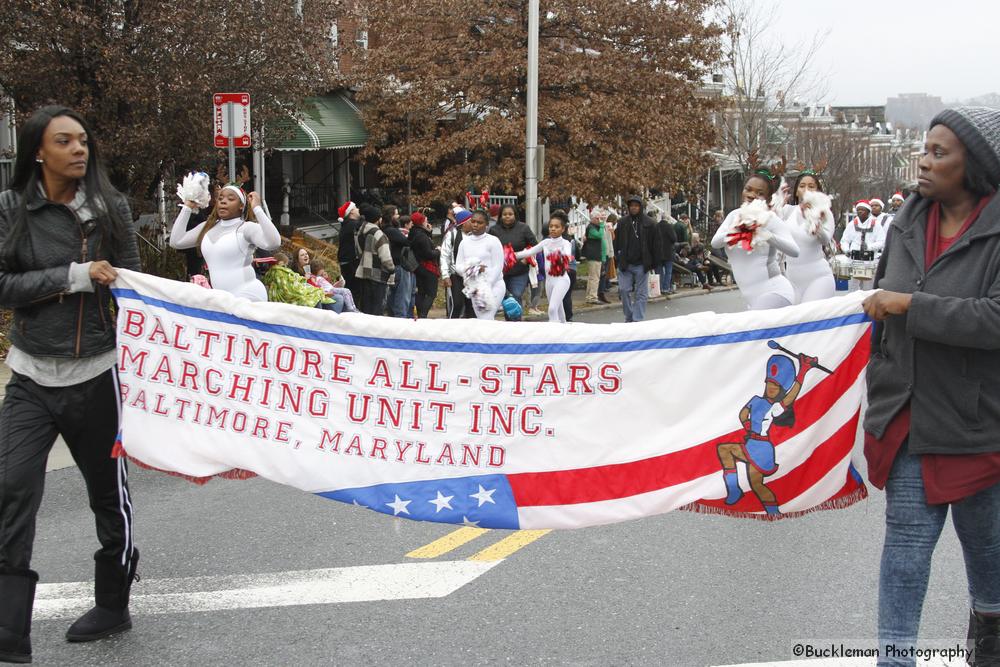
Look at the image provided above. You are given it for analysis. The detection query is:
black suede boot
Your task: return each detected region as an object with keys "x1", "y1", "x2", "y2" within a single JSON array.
[
  {"x1": 0, "y1": 569, "x2": 38, "y2": 664},
  {"x1": 65, "y1": 549, "x2": 139, "y2": 643},
  {"x1": 969, "y1": 609, "x2": 1000, "y2": 667}
]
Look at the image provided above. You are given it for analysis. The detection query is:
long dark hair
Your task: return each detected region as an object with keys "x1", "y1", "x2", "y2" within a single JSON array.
[
  {"x1": 5, "y1": 106, "x2": 130, "y2": 268},
  {"x1": 789, "y1": 172, "x2": 824, "y2": 206}
]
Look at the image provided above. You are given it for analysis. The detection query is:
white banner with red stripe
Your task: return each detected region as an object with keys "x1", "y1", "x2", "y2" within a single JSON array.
[{"x1": 111, "y1": 270, "x2": 871, "y2": 529}]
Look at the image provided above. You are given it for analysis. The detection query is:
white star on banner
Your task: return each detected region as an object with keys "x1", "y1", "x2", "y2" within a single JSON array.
[
  {"x1": 428, "y1": 491, "x2": 454, "y2": 513},
  {"x1": 462, "y1": 516, "x2": 480, "y2": 527},
  {"x1": 386, "y1": 495, "x2": 411, "y2": 516},
  {"x1": 470, "y1": 485, "x2": 496, "y2": 507}
]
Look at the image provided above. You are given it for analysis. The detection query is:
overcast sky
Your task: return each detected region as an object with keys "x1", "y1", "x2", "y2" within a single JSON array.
[{"x1": 768, "y1": 0, "x2": 997, "y2": 106}]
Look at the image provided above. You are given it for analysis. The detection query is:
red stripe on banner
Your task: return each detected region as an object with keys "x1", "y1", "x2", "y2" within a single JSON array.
[{"x1": 507, "y1": 330, "x2": 871, "y2": 507}]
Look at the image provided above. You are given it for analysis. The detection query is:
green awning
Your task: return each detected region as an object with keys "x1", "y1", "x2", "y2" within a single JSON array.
[{"x1": 270, "y1": 93, "x2": 367, "y2": 151}]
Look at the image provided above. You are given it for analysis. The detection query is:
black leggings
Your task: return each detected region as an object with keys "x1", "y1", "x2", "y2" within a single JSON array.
[
  {"x1": 414, "y1": 267, "x2": 439, "y2": 319},
  {"x1": 0, "y1": 369, "x2": 136, "y2": 574}
]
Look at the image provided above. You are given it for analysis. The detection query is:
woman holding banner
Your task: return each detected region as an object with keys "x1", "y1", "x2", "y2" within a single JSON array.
[
  {"x1": 170, "y1": 184, "x2": 280, "y2": 302},
  {"x1": 864, "y1": 107, "x2": 1000, "y2": 666},
  {"x1": 0, "y1": 106, "x2": 142, "y2": 662}
]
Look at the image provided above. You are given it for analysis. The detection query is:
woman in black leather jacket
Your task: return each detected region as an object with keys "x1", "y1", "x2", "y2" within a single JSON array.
[{"x1": 0, "y1": 106, "x2": 141, "y2": 663}]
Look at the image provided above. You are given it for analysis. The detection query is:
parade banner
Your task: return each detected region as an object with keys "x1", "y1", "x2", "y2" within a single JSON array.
[{"x1": 111, "y1": 270, "x2": 871, "y2": 529}]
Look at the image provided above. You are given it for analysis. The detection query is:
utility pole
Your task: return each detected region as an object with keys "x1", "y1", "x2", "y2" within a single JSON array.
[{"x1": 525, "y1": 0, "x2": 540, "y2": 237}]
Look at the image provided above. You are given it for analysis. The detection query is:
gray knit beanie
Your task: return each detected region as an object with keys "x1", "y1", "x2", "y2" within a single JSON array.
[{"x1": 930, "y1": 106, "x2": 1000, "y2": 185}]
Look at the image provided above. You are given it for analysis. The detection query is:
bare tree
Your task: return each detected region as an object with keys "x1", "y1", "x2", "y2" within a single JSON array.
[{"x1": 717, "y1": 0, "x2": 829, "y2": 169}]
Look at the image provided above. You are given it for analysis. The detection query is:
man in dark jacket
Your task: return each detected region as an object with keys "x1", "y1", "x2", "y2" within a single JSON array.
[
  {"x1": 657, "y1": 212, "x2": 677, "y2": 295},
  {"x1": 337, "y1": 201, "x2": 362, "y2": 301},
  {"x1": 613, "y1": 195, "x2": 662, "y2": 322},
  {"x1": 488, "y1": 207, "x2": 537, "y2": 312}
]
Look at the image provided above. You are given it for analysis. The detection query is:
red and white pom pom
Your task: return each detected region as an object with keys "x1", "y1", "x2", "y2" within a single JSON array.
[
  {"x1": 546, "y1": 251, "x2": 570, "y2": 276},
  {"x1": 726, "y1": 199, "x2": 774, "y2": 253},
  {"x1": 177, "y1": 171, "x2": 212, "y2": 209},
  {"x1": 456, "y1": 260, "x2": 497, "y2": 313}
]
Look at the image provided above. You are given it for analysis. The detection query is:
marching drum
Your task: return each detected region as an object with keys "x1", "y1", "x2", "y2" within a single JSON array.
[
  {"x1": 832, "y1": 254, "x2": 853, "y2": 280},
  {"x1": 851, "y1": 260, "x2": 877, "y2": 281},
  {"x1": 848, "y1": 250, "x2": 875, "y2": 261}
]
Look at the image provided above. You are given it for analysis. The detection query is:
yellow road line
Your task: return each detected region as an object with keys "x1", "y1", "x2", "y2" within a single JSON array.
[
  {"x1": 406, "y1": 527, "x2": 490, "y2": 559},
  {"x1": 468, "y1": 529, "x2": 552, "y2": 562}
]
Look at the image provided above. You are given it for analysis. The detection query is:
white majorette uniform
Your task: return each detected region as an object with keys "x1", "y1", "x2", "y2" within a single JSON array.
[
  {"x1": 712, "y1": 204, "x2": 800, "y2": 310},
  {"x1": 170, "y1": 190, "x2": 281, "y2": 302},
  {"x1": 779, "y1": 202, "x2": 835, "y2": 304},
  {"x1": 454, "y1": 231, "x2": 505, "y2": 320},
  {"x1": 515, "y1": 236, "x2": 573, "y2": 322}
]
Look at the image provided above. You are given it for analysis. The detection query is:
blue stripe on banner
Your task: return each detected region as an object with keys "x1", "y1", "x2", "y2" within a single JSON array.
[
  {"x1": 316, "y1": 475, "x2": 520, "y2": 529},
  {"x1": 112, "y1": 288, "x2": 871, "y2": 355}
]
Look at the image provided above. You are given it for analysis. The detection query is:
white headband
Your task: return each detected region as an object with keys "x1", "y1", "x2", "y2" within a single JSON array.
[{"x1": 222, "y1": 185, "x2": 247, "y2": 205}]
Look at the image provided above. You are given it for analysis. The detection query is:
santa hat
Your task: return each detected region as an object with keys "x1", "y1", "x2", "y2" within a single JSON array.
[
  {"x1": 869, "y1": 198, "x2": 885, "y2": 208},
  {"x1": 891, "y1": 192, "x2": 904, "y2": 202},
  {"x1": 410, "y1": 211, "x2": 427, "y2": 226},
  {"x1": 337, "y1": 201, "x2": 358, "y2": 221},
  {"x1": 854, "y1": 200, "x2": 872, "y2": 212}
]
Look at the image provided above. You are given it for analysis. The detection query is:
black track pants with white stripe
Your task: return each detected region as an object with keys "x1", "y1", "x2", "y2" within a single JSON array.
[{"x1": 0, "y1": 369, "x2": 135, "y2": 573}]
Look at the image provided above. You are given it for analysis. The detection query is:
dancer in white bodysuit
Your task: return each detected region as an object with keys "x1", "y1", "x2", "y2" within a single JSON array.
[
  {"x1": 454, "y1": 208, "x2": 506, "y2": 320},
  {"x1": 515, "y1": 210, "x2": 574, "y2": 322},
  {"x1": 712, "y1": 170, "x2": 800, "y2": 310},
  {"x1": 780, "y1": 172, "x2": 835, "y2": 303},
  {"x1": 170, "y1": 185, "x2": 281, "y2": 302}
]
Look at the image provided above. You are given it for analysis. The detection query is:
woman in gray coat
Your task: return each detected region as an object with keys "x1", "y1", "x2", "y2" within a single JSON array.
[{"x1": 863, "y1": 107, "x2": 1000, "y2": 667}]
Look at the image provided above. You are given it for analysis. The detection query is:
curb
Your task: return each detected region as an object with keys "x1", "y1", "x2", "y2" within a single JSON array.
[{"x1": 524, "y1": 284, "x2": 739, "y2": 319}]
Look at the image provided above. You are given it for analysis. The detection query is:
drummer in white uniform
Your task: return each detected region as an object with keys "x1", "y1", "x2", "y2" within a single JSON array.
[{"x1": 839, "y1": 200, "x2": 879, "y2": 291}]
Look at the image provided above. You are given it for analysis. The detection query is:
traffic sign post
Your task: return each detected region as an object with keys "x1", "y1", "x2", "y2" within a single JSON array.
[{"x1": 213, "y1": 93, "x2": 251, "y2": 184}]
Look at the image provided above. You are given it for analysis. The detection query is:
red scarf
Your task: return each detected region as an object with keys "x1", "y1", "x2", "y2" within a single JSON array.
[{"x1": 924, "y1": 195, "x2": 992, "y2": 270}]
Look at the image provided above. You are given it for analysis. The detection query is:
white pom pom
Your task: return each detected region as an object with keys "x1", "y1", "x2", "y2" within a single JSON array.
[
  {"x1": 801, "y1": 190, "x2": 833, "y2": 235},
  {"x1": 176, "y1": 171, "x2": 212, "y2": 209}
]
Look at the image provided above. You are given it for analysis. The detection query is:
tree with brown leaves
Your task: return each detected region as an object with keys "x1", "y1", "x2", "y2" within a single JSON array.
[
  {"x1": 352, "y1": 0, "x2": 721, "y2": 205},
  {"x1": 0, "y1": 0, "x2": 341, "y2": 207}
]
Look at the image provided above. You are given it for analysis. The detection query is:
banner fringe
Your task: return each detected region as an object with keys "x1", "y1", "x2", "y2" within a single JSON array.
[
  {"x1": 678, "y1": 485, "x2": 868, "y2": 521},
  {"x1": 115, "y1": 445, "x2": 257, "y2": 485}
]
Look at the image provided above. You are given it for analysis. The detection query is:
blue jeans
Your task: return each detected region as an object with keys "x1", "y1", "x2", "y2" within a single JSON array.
[
  {"x1": 877, "y1": 442, "x2": 1000, "y2": 666},
  {"x1": 390, "y1": 267, "x2": 414, "y2": 318},
  {"x1": 660, "y1": 261, "x2": 674, "y2": 294},
  {"x1": 504, "y1": 272, "x2": 530, "y2": 306},
  {"x1": 617, "y1": 264, "x2": 649, "y2": 322}
]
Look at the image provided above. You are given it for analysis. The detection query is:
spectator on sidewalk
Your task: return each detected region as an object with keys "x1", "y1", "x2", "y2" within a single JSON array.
[
  {"x1": 409, "y1": 211, "x2": 440, "y2": 318},
  {"x1": 337, "y1": 201, "x2": 362, "y2": 300},
  {"x1": 489, "y1": 203, "x2": 537, "y2": 313},
  {"x1": 440, "y1": 207, "x2": 476, "y2": 318},
  {"x1": 354, "y1": 204, "x2": 395, "y2": 315},
  {"x1": 309, "y1": 259, "x2": 358, "y2": 312},
  {"x1": 264, "y1": 253, "x2": 342, "y2": 312},
  {"x1": 657, "y1": 211, "x2": 678, "y2": 295},
  {"x1": 582, "y1": 210, "x2": 607, "y2": 304},
  {"x1": 674, "y1": 213, "x2": 691, "y2": 246},
  {"x1": 384, "y1": 214, "x2": 414, "y2": 318},
  {"x1": 613, "y1": 194, "x2": 661, "y2": 322}
]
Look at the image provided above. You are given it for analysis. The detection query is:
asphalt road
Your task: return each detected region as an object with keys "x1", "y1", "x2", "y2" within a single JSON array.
[{"x1": 25, "y1": 290, "x2": 971, "y2": 667}]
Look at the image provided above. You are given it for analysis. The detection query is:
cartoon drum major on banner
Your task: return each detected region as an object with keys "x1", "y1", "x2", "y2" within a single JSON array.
[{"x1": 716, "y1": 341, "x2": 830, "y2": 516}]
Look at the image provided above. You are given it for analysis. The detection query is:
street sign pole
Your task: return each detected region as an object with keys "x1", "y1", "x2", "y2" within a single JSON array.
[
  {"x1": 227, "y1": 102, "x2": 237, "y2": 184},
  {"x1": 525, "y1": 0, "x2": 540, "y2": 237}
]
